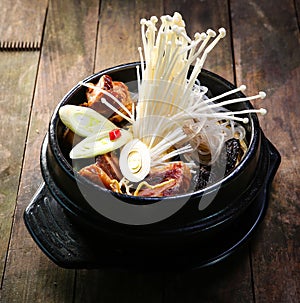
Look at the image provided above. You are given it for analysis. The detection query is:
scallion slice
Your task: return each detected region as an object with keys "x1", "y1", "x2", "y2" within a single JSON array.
[
  {"x1": 59, "y1": 105, "x2": 116, "y2": 137},
  {"x1": 69, "y1": 129, "x2": 133, "y2": 159}
]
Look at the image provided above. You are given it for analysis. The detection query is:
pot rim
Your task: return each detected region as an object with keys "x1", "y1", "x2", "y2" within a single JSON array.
[{"x1": 48, "y1": 62, "x2": 261, "y2": 202}]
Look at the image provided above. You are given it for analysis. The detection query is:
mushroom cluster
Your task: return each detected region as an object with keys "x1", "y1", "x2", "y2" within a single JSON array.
[{"x1": 59, "y1": 12, "x2": 267, "y2": 195}]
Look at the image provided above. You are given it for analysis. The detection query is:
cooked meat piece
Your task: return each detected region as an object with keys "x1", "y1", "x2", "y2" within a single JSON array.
[
  {"x1": 81, "y1": 74, "x2": 133, "y2": 123},
  {"x1": 96, "y1": 152, "x2": 122, "y2": 181},
  {"x1": 137, "y1": 179, "x2": 177, "y2": 197},
  {"x1": 86, "y1": 75, "x2": 113, "y2": 105},
  {"x1": 79, "y1": 152, "x2": 122, "y2": 189},
  {"x1": 138, "y1": 161, "x2": 192, "y2": 197},
  {"x1": 79, "y1": 162, "x2": 112, "y2": 189}
]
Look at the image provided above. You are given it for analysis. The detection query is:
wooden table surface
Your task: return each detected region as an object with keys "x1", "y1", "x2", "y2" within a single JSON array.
[{"x1": 0, "y1": 0, "x2": 299, "y2": 302}]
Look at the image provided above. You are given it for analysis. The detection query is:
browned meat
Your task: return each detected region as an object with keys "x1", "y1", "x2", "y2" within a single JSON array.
[
  {"x1": 96, "y1": 152, "x2": 122, "y2": 181},
  {"x1": 138, "y1": 162, "x2": 192, "y2": 197},
  {"x1": 79, "y1": 162, "x2": 112, "y2": 189},
  {"x1": 81, "y1": 74, "x2": 133, "y2": 123},
  {"x1": 79, "y1": 152, "x2": 122, "y2": 189},
  {"x1": 79, "y1": 156, "x2": 192, "y2": 197}
]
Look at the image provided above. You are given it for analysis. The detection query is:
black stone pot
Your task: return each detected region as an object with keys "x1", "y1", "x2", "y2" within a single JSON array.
[{"x1": 24, "y1": 62, "x2": 280, "y2": 270}]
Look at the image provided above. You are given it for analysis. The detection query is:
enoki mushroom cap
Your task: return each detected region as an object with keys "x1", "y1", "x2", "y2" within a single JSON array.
[{"x1": 74, "y1": 12, "x2": 268, "y2": 178}]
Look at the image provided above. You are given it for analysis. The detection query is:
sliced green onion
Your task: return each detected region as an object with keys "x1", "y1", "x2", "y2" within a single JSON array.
[
  {"x1": 59, "y1": 105, "x2": 116, "y2": 137},
  {"x1": 70, "y1": 129, "x2": 133, "y2": 159}
]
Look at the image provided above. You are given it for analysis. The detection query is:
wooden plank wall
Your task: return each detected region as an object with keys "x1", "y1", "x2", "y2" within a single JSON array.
[
  {"x1": 0, "y1": 0, "x2": 47, "y2": 45},
  {"x1": 0, "y1": 51, "x2": 40, "y2": 287},
  {"x1": 0, "y1": 1, "x2": 98, "y2": 302},
  {"x1": 230, "y1": 1, "x2": 300, "y2": 302},
  {"x1": 0, "y1": 0, "x2": 48, "y2": 288},
  {"x1": 95, "y1": 0, "x2": 164, "y2": 71}
]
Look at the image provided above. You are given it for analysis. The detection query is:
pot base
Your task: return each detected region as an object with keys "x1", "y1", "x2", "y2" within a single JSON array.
[{"x1": 24, "y1": 138, "x2": 280, "y2": 271}]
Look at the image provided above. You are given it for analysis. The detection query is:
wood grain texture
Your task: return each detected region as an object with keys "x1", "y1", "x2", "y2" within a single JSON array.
[
  {"x1": 95, "y1": 0, "x2": 164, "y2": 71},
  {"x1": 0, "y1": 52, "x2": 39, "y2": 285},
  {"x1": 0, "y1": 0, "x2": 48, "y2": 45},
  {"x1": 164, "y1": 250, "x2": 254, "y2": 303},
  {"x1": 165, "y1": 0, "x2": 234, "y2": 82},
  {"x1": 0, "y1": 0, "x2": 99, "y2": 302},
  {"x1": 295, "y1": 0, "x2": 300, "y2": 30},
  {"x1": 231, "y1": 0, "x2": 300, "y2": 302},
  {"x1": 0, "y1": 1, "x2": 47, "y2": 284},
  {"x1": 75, "y1": 270, "x2": 164, "y2": 303}
]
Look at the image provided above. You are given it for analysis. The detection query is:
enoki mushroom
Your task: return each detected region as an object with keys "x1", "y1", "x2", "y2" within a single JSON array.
[{"x1": 61, "y1": 12, "x2": 268, "y2": 195}]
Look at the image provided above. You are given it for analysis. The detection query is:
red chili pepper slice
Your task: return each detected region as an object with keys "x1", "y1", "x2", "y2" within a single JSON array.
[{"x1": 109, "y1": 129, "x2": 121, "y2": 141}]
